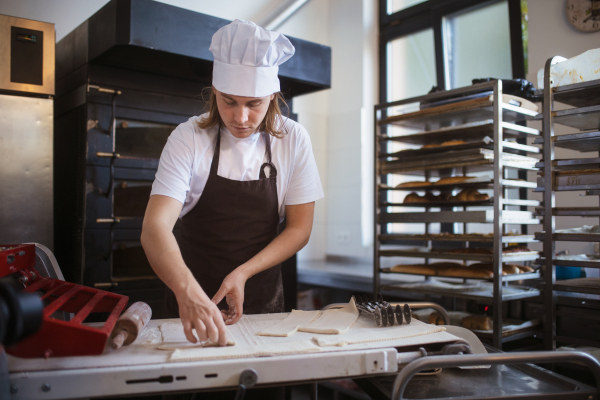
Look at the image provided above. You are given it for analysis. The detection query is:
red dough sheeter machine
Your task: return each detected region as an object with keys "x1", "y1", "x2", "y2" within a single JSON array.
[{"x1": 2, "y1": 244, "x2": 600, "y2": 400}]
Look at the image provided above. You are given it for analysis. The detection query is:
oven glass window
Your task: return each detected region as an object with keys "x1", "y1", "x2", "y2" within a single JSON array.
[
  {"x1": 112, "y1": 241, "x2": 155, "y2": 279},
  {"x1": 115, "y1": 119, "x2": 176, "y2": 160},
  {"x1": 113, "y1": 180, "x2": 152, "y2": 218}
]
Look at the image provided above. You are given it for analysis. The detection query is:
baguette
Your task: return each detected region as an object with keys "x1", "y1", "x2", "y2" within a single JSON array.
[
  {"x1": 438, "y1": 267, "x2": 493, "y2": 279},
  {"x1": 435, "y1": 176, "x2": 473, "y2": 185},
  {"x1": 517, "y1": 264, "x2": 535, "y2": 273},
  {"x1": 441, "y1": 140, "x2": 467, "y2": 146},
  {"x1": 390, "y1": 264, "x2": 437, "y2": 275},
  {"x1": 396, "y1": 181, "x2": 432, "y2": 188}
]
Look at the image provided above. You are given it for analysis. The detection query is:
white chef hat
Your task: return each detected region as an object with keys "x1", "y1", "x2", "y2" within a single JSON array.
[{"x1": 209, "y1": 19, "x2": 295, "y2": 97}]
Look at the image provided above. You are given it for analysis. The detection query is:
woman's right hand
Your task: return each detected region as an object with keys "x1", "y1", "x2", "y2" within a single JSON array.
[{"x1": 175, "y1": 282, "x2": 229, "y2": 346}]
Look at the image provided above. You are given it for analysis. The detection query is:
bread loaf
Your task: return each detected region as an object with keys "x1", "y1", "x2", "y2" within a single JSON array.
[
  {"x1": 438, "y1": 267, "x2": 493, "y2": 279},
  {"x1": 462, "y1": 315, "x2": 493, "y2": 331},
  {"x1": 428, "y1": 312, "x2": 445, "y2": 325},
  {"x1": 447, "y1": 248, "x2": 493, "y2": 255},
  {"x1": 441, "y1": 140, "x2": 467, "y2": 146},
  {"x1": 403, "y1": 192, "x2": 422, "y2": 203},
  {"x1": 517, "y1": 265, "x2": 535, "y2": 273},
  {"x1": 396, "y1": 181, "x2": 432, "y2": 188},
  {"x1": 435, "y1": 176, "x2": 473, "y2": 185},
  {"x1": 453, "y1": 189, "x2": 488, "y2": 202},
  {"x1": 390, "y1": 264, "x2": 437, "y2": 275}
]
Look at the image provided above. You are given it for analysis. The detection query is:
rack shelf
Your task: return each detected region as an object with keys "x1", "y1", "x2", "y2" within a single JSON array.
[
  {"x1": 534, "y1": 105, "x2": 600, "y2": 131},
  {"x1": 379, "y1": 120, "x2": 539, "y2": 145},
  {"x1": 379, "y1": 210, "x2": 539, "y2": 224},
  {"x1": 380, "y1": 268, "x2": 541, "y2": 282},
  {"x1": 379, "y1": 234, "x2": 538, "y2": 243},
  {"x1": 379, "y1": 97, "x2": 538, "y2": 130},
  {"x1": 533, "y1": 130, "x2": 600, "y2": 152},
  {"x1": 535, "y1": 232, "x2": 600, "y2": 242},
  {"x1": 380, "y1": 282, "x2": 541, "y2": 303},
  {"x1": 535, "y1": 79, "x2": 600, "y2": 108},
  {"x1": 379, "y1": 249, "x2": 540, "y2": 263},
  {"x1": 552, "y1": 278, "x2": 600, "y2": 296},
  {"x1": 534, "y1": 207, "x2": 600, "y2": 217}
]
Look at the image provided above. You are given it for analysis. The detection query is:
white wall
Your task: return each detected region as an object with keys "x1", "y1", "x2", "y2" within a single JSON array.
[{"x1": 526, "y1": 0, "x2": 600, "y2": 277}]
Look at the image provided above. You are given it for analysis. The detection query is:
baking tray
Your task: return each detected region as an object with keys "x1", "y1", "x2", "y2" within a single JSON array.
[
  {"x1": 378, "y1": 249, "x2": 541, "y2": 263},
  {"x1": 536, "y1": 157, "x2": 600, "y2": 170},
  {"x1": 535, "y1": 256, "x2": 600, "y2": 269},
  {"x1": 533, "y1": 130, "x2": 600, "y2": 152},
  {"x1": 535, "y1": 232, "x2": 600, "y2": 242},
  {"x1": 381, "y1": 199, "x2": 494, "y2": 208},
  {"x1": 381, "y1": 141, "x2": 540, "y2": 160},
  {"x1": 380, "y1": 267, "x2": 541, "y2": 282},
  {"x1": 534, "y1": 207, "x2": 600, "y2": 217},
  {"x1": 381, "y1": 148, "x2": 539, "y2": 172},
  {"x1": 381, "y1": 280, "x2": 541, "y2": 303},
  {"x1": 470, "y1": 319, "x2": 541, "y2": 340},
  {"x1": 379, "y1": 234, "x2": 538, "y2": 243},
  {"x1": 378, "y1": 97, "x2": 538, "y2": 130},
  {"x1": 553, "y1": 277, "x2": 600, "y2": 296},
  {"x1": 535, "y1": 78, "x2": 600, "y2": 108},
  {"x1": 379, "y1": 210, "x2": 539, "y2": 224},
  {"x1": 379, "y1": 120, "x2": 540, "y2": 146},
  {"x1": 534, "y1": 104, "x2": 600, "y2": 131}
]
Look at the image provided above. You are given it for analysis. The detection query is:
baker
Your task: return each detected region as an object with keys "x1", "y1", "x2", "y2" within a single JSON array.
[{"x1": 141, "y1": 19, "x2": 323, "y2": 346}]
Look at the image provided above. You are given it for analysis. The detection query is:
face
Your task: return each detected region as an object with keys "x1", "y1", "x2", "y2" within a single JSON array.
[{"x1": 214, "y1": 88, "x2": 275, "y2": 138}]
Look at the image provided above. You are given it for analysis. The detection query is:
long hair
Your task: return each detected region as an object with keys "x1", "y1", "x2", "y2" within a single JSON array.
[{"x1": 197, "y1": 87, "x2": 290, "y2": 138}]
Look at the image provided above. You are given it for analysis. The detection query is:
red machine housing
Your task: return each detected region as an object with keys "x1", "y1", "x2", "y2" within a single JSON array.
[{"x1": 1, "y1": 244, "x2": 128, "y2": 358}]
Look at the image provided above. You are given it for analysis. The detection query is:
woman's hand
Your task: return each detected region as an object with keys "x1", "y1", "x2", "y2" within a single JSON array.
[
  {"x1": 175, "y1": 282, "x2": 229, "y2": 346},
  {"x1": 212, "y1": 269, "x2": 248, "y2": 324}
]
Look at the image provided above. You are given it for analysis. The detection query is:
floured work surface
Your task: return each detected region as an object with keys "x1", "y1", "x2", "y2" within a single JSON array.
[{"x1": 8, "y1": 313, "x2": 464, "y2": 373}]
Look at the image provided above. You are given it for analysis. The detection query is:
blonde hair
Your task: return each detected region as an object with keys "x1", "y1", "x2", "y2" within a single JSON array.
[{"x1": 197, "y1": 87, "x2": 290, "y2": 138}]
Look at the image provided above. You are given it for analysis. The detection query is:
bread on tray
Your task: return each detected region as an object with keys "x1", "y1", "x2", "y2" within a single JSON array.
[
  {"x1": 396, "y1": 181, "x2": 433, "y2": 188},
  {"x1": 438, "y1": 267, "x2": 493, "y2": 279},
  {"x1": 462, "y1": 315, "x2": 493, "y2": 331}
]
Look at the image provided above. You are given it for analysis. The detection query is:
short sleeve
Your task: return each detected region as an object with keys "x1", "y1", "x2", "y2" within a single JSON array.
[
  {"x1": 150, "y1": 125, "x2": 195, "y2": 204},
  {"x1": 284, "y1": 127, "x2": 324, "y2": 205}
]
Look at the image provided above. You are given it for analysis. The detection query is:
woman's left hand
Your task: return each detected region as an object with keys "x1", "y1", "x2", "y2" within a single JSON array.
[{"x1": 212, "y1": 269, "x2": 247, "y2": 325}]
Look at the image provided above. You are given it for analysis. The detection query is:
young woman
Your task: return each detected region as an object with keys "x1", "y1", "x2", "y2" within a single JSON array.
[{"x1": 141, "y1": 19, "x2": 323, "y2": 346}]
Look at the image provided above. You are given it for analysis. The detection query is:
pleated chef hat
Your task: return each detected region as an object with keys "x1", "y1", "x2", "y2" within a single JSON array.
[{"x1": 210, "y1": 19, "x2": 295, "y2": 97}]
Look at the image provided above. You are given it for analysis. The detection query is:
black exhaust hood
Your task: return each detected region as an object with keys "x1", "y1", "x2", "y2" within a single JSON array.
[{"x1": 56, "y1": 0, "x2": 331, "y2": 98}]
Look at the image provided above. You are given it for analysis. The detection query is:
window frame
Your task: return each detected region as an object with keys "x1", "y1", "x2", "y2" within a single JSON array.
[{"x1": 379, "y1": 0, "x2": 526, "y2": 104}]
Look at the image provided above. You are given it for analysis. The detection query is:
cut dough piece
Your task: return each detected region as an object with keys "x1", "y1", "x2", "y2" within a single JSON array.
[
  {"x1": 169, "y1": 340, "x2": 321, "y2": 362},
  {"x1": 298, "y1": 298, "x2": 359, "y2": 335},
  {"x1": 156, "y1": 320, "x2": 236, "y2": 350},
  {"x1": 314, "y1": 319, "x2": 445, "y2": 347},
  {"x1": 258, "y1": 310, "x2": 320, "y2": 337}
]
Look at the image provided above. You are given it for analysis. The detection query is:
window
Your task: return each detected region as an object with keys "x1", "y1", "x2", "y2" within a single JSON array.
[
  {"x1": 443, "y1": 1, "x2": 513, "y2": 89},
  {"x1": 380, "y1": 0, "x2": 527, "y2": 102}
]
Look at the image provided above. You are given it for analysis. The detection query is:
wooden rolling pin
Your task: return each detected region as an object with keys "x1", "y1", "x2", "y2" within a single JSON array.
[{"x1": 110, "y1": 302, "x2": 152, "y2": 349}]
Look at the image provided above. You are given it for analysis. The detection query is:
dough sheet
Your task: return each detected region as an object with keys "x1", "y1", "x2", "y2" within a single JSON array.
[
  {"x1": 258, "y1": 310, "x2": 320, "y2": 337},
  {"x1": 298, "y1": 298, "x2": 359, "y2": 335},
  {"x1": 314, "y1": 319, "x2": 445, "y2": 347},
  {"x1": 157, "y1": 320, "x2": 236, "y2": 350},
  {"x1": 169, "y1": 340, "x2": 321, "y2": 362}
]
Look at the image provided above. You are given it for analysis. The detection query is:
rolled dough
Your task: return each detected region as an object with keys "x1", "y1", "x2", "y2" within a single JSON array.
[
  {"x1": 298, "y1": 298, "x2": 359, "y2": 335},
  {"x1": 258, "y1": 310, "x2": 320, "y2": 337}
]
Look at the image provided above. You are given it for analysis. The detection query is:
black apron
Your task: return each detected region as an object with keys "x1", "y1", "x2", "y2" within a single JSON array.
[{"x1": 165, "y1": 125, "x2": 284, "y2": 317}]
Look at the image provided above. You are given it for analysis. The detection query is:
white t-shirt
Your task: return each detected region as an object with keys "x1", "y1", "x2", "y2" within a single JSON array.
[{"x1": 151, "y1": 114, "x2": 324, "y2": 220}]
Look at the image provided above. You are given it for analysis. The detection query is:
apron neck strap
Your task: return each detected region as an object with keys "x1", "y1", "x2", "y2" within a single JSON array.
[{"x1": 209, "y1": 123, "x2": 276, "y2": 178}]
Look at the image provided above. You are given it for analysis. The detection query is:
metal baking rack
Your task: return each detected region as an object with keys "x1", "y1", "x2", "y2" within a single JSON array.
[
  {"x1": 374, "y1": 80, "x2": 542, "y2": 349},
  {"x1": 535, "y1": 55, "x2": 600, "y2": 350}
]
